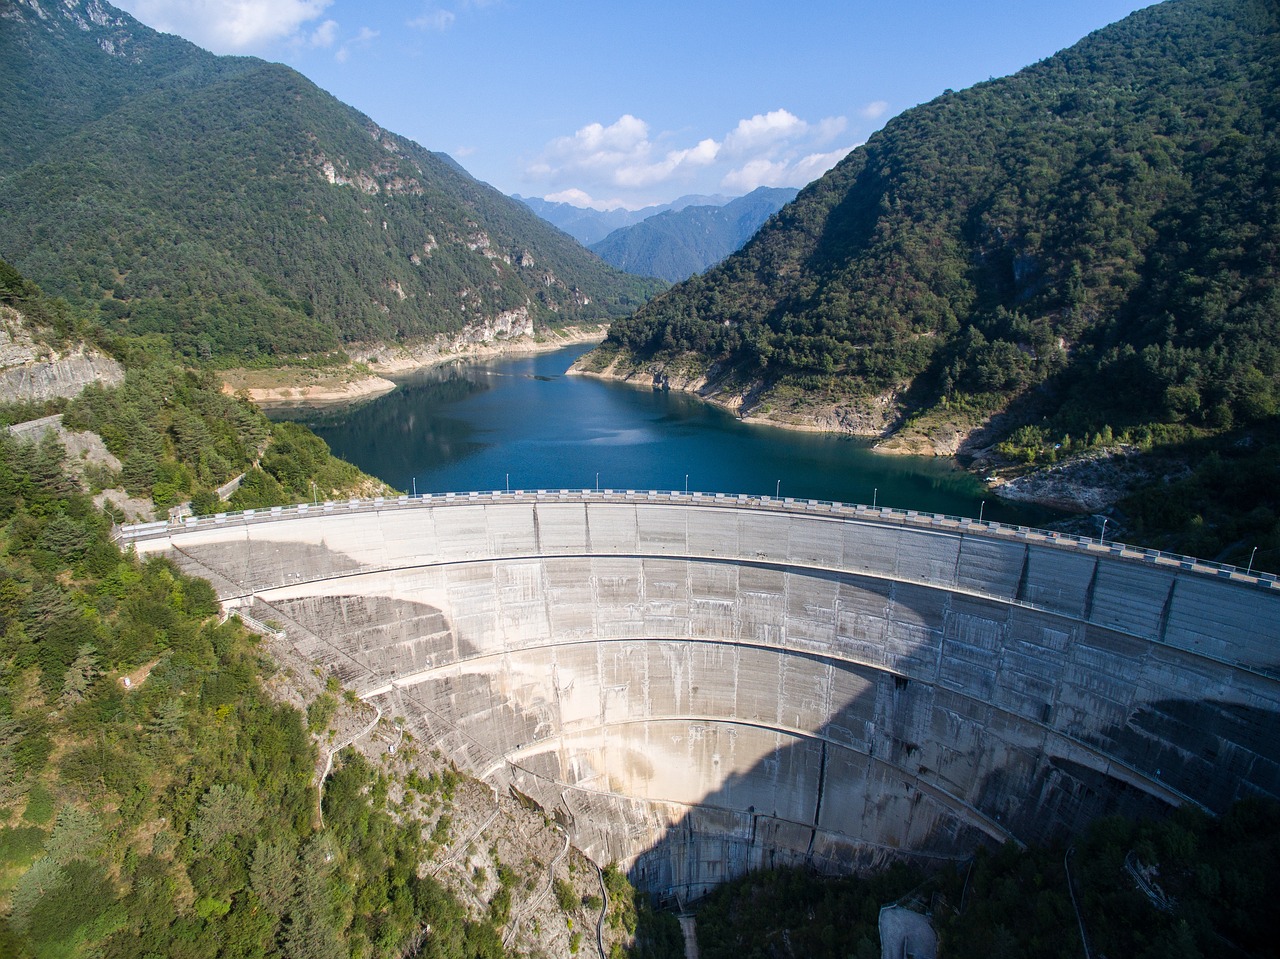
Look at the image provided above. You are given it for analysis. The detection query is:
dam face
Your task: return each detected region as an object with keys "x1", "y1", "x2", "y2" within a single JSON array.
[{"x1": 124, "y1": 493, "x2": 1280, "y2": 901}]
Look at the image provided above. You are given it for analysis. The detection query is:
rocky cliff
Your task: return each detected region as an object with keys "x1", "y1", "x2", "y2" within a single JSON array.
[{"x1": 0, "y1": 305, "x2": 123, "y2": 402}]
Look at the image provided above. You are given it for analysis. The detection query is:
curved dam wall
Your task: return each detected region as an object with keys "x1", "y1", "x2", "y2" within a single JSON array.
[{"x1": 124, "y1": 492, "x2": 1280, "y2": 901}]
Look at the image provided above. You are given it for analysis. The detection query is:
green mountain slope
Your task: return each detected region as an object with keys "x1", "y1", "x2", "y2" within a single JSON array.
[
  {"x1": 588, "y1": 187, "x2": 799, "y2": 282},
  {"x1": 596, "y1": 0, "x2": 1279, "y2": 458},
  {"x1": 0, "y1": 0, "x2": 661, "y2": 363}
]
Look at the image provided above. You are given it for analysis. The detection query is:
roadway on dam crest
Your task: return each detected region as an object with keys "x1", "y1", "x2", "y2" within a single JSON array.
[{"x1": 120, "y1": 491, "x2": 1280, "y2": 901}]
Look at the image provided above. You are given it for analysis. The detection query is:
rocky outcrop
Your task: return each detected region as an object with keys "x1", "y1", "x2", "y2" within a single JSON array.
[
  {"x1": 6, "y1": 412, "x2": 153, "y2": 521},
  {"x1": 0, "y1": 306, "x2": 124, "y2": 402},
  {"x1": 987, "y1": 446, "x2": 1187, "y2": 513}
]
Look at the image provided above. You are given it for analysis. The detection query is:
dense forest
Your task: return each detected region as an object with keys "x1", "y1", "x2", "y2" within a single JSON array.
[
  {"x1": 595, "y1": 0, "x2": 1279, "y2": 558},
  {"x1": 0, "y1": 1, "x2": 662, "y2": 364},
  {"x1": 2, "y1": 257, "x2": 387, "y2": 517},
  {"x1": 695, "y1": 799, "x2": 1280, "y2": 959},
  {"x1": 0, "y1": 425, "x2": 519, "y2": 958}
]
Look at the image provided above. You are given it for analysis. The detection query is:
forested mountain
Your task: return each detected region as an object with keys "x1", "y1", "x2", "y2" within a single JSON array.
[
  {"x1": 589, "y1": 187, "x2": 799, "y2": 282},
  {"x1": 0, "y1": 0, "x2": 662, "y2": 363},
  {"x1": 515, "y1": 193, "x2": 732, "y2": 245},
  {"x1": 595, "y1": 0, "x2": 1279, "y2": 470}
]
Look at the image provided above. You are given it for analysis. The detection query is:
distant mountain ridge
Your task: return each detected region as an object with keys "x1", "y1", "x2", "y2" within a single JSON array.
[
  {"x1": 588, "y1": 187, "x2": 799, "y2": 282},
  {"x1": 513, "y1": 194, "x2": 733, "y2": 246},
  {"x1": 0, "y1": 0, "x2": 662, "y2": 362}
]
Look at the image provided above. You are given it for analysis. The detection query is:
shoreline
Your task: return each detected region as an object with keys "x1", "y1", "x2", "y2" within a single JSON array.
[
  {"x1": 223, "y1": 324, "x2": 608, "y2": 408},
  {"x1": 570, "y1": 354, "x2": 1155, "y2": 516},
  {"x1": 232, "y1": 333, "x2": 1153, "y2": 519}
]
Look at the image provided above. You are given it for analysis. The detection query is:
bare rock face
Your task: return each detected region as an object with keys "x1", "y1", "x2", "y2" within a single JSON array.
[
  {"x1": 458, "y1": 306, "x2": 535, "y2": 344},
  {"x1": 0, "y1": 307, "x2": 124, "y2": 402}
]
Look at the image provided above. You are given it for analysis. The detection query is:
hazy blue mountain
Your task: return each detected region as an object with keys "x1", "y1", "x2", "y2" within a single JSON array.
[
  {"x1": 514, "y1": 194, "x2": 733, "y2": 245},
  {"x1": 588, "y1": 186, "x2": 799, "y2": 282}
]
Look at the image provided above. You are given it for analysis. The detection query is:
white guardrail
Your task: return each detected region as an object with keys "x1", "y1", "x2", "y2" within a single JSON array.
[{"x1": 113, "y1": 488, "x2": 1278, "y2": 591}]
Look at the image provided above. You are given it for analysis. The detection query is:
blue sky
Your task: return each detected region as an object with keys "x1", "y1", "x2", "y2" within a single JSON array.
[{"x1": 112, "y1": 0, "x2": 1158, "y2": 210}]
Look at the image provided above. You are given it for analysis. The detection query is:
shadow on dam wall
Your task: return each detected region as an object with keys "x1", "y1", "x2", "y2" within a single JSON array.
[
  {"x1": 129, "y1": 497, "x2": 1280, "y2": 902},
  {"x1": 625, "y1": 690, "x2": 1280, "y2": 903}
]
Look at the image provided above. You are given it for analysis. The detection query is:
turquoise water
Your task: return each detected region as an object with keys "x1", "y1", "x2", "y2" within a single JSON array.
[{"x1": 280, "y1": 344, "x2": 1053, "y2": 526}]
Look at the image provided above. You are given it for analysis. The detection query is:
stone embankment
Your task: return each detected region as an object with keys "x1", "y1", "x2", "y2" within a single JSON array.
[
  {"x1": 571, "y1": 347, "x2": 1183, "y2": 514},
  {"x1": 988, "y1": 446, "x2": 1187, "y2": 514}
]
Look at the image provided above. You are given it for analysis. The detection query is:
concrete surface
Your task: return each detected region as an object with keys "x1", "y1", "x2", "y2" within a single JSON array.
[
  {"x1": 123, "y1": 492, "x2": 1280, "y2": 901},
  {"x1": 879, "y1": 906, "x2": 936, "y2": 959}
]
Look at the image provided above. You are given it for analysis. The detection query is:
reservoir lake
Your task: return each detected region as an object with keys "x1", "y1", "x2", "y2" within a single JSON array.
[{"x1": 278, "y1": 343, "x2": 1054, "y2": 527}]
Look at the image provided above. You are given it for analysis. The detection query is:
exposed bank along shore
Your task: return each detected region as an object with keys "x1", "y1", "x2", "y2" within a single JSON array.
[
  {"x1": 222, "y1": 322, "x2": 610, "y2": 408},
  {"x1": 569, "y1": 350, "x2": 1165, "y2": 515}
]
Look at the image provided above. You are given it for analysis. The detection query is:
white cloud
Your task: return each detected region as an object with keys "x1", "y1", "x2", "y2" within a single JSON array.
[
  {"x1": 722, "y1": 144, "x2": 857, "y2": 193},
  {"x1": 615, "y1": 138, "x2": 721, "y2": 188},
  {"x1": 527, "y1": 107, "x2": 860, "y2": 207},
  {"x1": 860, "y1": 100, "x2": 890, "y2": 120},
  {"x1": 309, "y1": 19, "x2": 337, "y2": 48},
  {"x1": 793, "y1": 144, "x2": 858, "y2": 180},
  {"x1": 814, "y1": 115, "x2": 849, "y2": 143},
  {"x1": 721, "y1": 158, "x2": 788, "y2": 193},
  {"x1": 115, "y1": 0, "x2": 332, "y2": 52},
  {"x1": 723, "y1": 109, "x2": 807, "y2": 155},
  {"x1": 532, "y1": 116, "x2": 723, "y2": 195},
  {"x1": 544, "y1": 188, "x2": 630, "y2": 211},
  {"x1": 564, "y1": 115, "x2": 651, "y2": 156},
  {"x1": 408, "y1": 8, "x2": 456, "y2": 30},
  {"x1": 335, "y1": 26, "x2": 379, "y2": 62}
]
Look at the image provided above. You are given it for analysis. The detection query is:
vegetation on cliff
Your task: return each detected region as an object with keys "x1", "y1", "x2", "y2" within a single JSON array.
[
  {"x1": 695, "y1": 799, "x2": 1280, "y2": 959},
  {"x1": 0, "y1": 1, "x2": 662, "y2": 365},
  {"x1": 1, "y1": 259, "x2": 386, "y2": 521},
  {"x1": 0, "y1": 430, "x2": 509, "y2": 959},
  {"x1": 595, "y1": 0, "x2": 1278, "y2": 554},
  {"x1": 608, "y1": 0, "x2": 1278, "y2": 430}
]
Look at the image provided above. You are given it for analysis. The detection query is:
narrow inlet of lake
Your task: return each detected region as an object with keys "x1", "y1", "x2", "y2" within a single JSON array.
[{"x1": 276, "y1": 344, "x2": 1054, "y2": 526}]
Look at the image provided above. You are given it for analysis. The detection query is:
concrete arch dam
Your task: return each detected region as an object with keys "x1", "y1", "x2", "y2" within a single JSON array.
[{"x1": 124, "y1": 493, "x2": 1280, "y2": 901}]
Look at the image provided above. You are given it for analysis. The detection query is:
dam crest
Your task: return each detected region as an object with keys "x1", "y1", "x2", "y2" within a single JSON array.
[{"x1": 121, "y1": 491, "x2": 1280, "y2": 902}]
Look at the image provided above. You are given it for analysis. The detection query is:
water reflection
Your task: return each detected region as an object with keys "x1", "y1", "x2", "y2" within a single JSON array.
[{"x1": 278, "y1": 345, "x2": 1055, "y2": 526}]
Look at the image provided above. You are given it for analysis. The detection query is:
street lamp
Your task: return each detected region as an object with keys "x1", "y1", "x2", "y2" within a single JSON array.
[
  {"x1": 776, "y1": 479, "x2": 781, "y2": 498},
  {"x1": 595, "y1": 472, "x2": 599, "y2": 492},
  {"x1": 1247, "y1": 546, "x2": 1258, "y2": 576},
  {"x1": 1099, "y1": 517, "x2": 1108, "y2": 543},
  {"x1": 685, "y1": 474, "x2": 689, "y2": 495},
  {"x1": 311, "y1": 480, "x2": 317, "y2": 505},
  {"x1": 505, "y1": 473, "x2": 509, "y2": 493},
  {"x1": 978, "y1": 500, "x2": 985, "y2": 523},
  {"x1": 872, "y1": 487, "x2": 878, "y2": 509}
]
